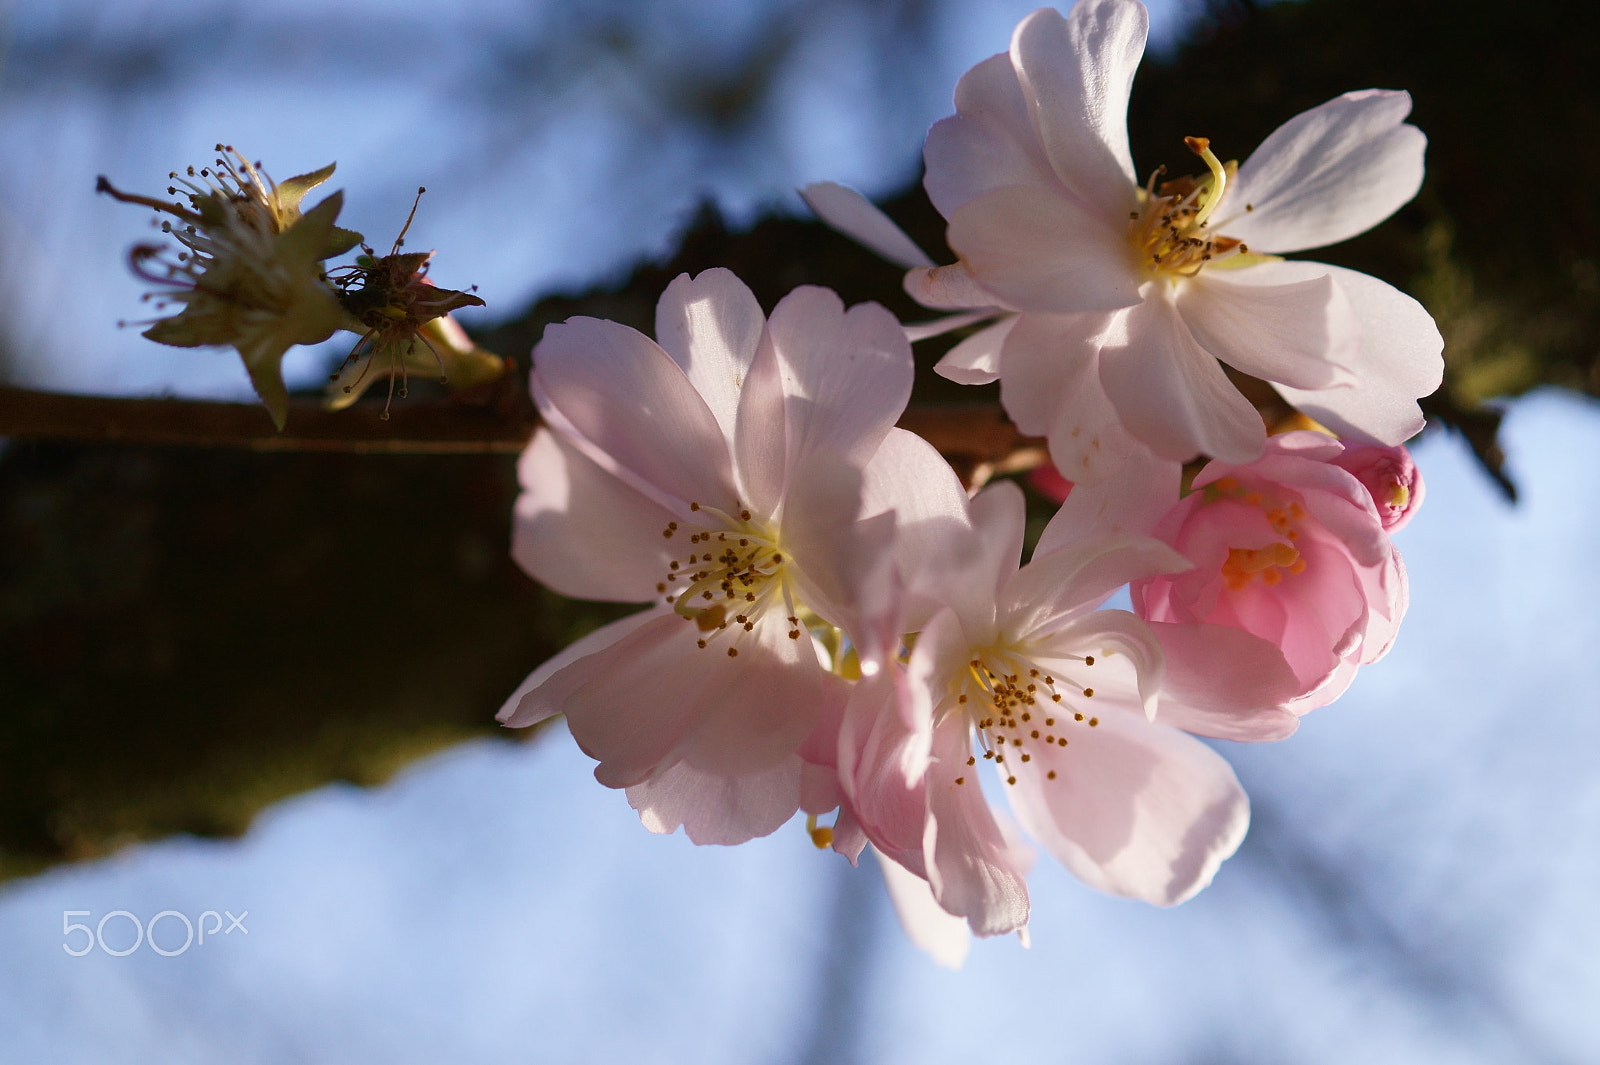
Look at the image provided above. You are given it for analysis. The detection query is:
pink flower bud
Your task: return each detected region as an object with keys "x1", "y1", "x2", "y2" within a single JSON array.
[
  {"x1": 1329, "y1": 442, "x2": 1425, "y2": 531},
  {"x1": 1132, "y1": 432, "x2": 1409, "y2": 716}
]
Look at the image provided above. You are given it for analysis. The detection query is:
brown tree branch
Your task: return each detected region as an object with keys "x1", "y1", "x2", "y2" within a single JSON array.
[{"x1": 0, "y1": 384, "x2": 1041, "y2": 467}]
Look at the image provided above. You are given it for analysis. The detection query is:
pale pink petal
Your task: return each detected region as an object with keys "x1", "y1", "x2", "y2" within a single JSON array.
[
  {"x1": 554, "y1": 612, "x2": 719, "y2": 788},
  {"x1": 1143, "y1": 621, "x2": 1303, "y2": 741},
  {"x1": 731, "y1": 321, "x2": 788, "y2": 520},
  {"x1": 923, "y1": 53, "x2": 1057, "y2": 216},
  {"x1": 1006, "y1": 707, "x2": 1249, "y2": 905},
  {"x1": 947, "y1": 185, "x2": 1144, "y2": 314},
  {"x1": 534, "y1": 316, "x2": 737, "y2": 506},
  {"x1": 906, "y1": 310, "x2": 998, "y2": 344},
  {"x1": 860, "y1": 428, "x2": 974, "y2": 628},
  {"x1": 899, "y1": 483, "x2": 1017, "y2": 645},
  {"x1": 512, "y1": 428, "x2": 677, "y2": 602},
  {"x1": 1032, "y1": 610, "x2": 1168, "y2": 719},
  {"x1": 924, "y1": 721, "x2": 1032, "y2": 936},
  {"x1": 1010, "y1": 2, "x2": 1145, "y2": 219},
  {"x1": 675, "y1": 619, "x2": 847, "y2": 778},
  {"x1": 837, "y1": 663, "x2": 933, "y2": 871},
  {"x1": 765, "y1": 286, "x2": 913, "y2": 472},
  {"x1": 1285, "y1": 656, "x2": 1359, "y2": 716},
  {"x1": 904, "y1": 262, "x2": 1000, "y2": 310},
  {"x1": 779, "y1": 465, "x2": 895, "y2": 630},
  {"x1": 654, "y1": 269, "x2": 766, "y2": 445},
  {"x1": 875, "y1": 848, "x2": 971, "y2": 969},
  {"x1": 1178, "y1": 266, "x2": 1358, "y2": 390},
  {"x1": 1098, "y1": 296, "x2": 1267, "y2": 463},
  {"x1": 1269, "y1": 264, "x2": 1443, "y2": 445},
  {"x1": 628, "y1": 757, "x2": 802, "y2": 845},
  {"x1": 497, "y1": 607, "x2": 666, "y2": 728},
  {"x1": 1222, "y1": 90, "x2": 1426, "y2": 254},
  {"x1": 995, "y1": 310, "x2": 1114, "y2": 442},
  {"x1": 800, "y1": 759, "x2": 842, "y2": 816},
  {"x1": 1036, "y1": 441, "x2": 1183, "y2": 544},
  {"x1": 1006, "y1": 537, "x2": 1189, "y2": 636},
  {"x1": 799, "y1": 182, "x2": 935, "y2": 269},
  {"x1": 933, "y1": 315, "x2": 1015, "y2": 385},
  {"x1": 830, "y1": 802, "x2": 869, "y2": 864},
  {"x1": 999, "y1": 314, "x2": 1185, "y2": 527},
  {"x1": 551, "y1": 612, "x2": 833, "y2": 788}
]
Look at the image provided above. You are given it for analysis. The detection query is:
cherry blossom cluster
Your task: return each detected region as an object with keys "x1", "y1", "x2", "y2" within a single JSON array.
[{"x1": 504, "y1": 0, "x2": 1440, "y2": 964}]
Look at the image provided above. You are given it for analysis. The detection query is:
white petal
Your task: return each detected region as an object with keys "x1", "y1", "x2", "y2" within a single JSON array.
[
  {"x1": 923, "y1": 53, "x2": 1057, "y2": 217},
  {"x1": 995, "y1": 310, "x2": 1113, "y2": 439},
  {"x1": 1268, "y1": 263, "x2": 1443, "y2": 444},
  {"x1": 511, "y1": 428, "x2": 676, "y2": 602},
  {"x1": 1011, "y1": 2, "x2": 1145, "y2": 220},
  {"x1": 1222, "y1": 90, "x2": 1426, "y2": 253},
  {"x1": 875, "y1": 848, "x2": 971, "y2": 969},
  {"x1": 933, "y1": 315, "x2": 1015, "y2": 385},
  {"x1": 654, "y1": 269, "x2": 766, "y2": 446},
  {"x1": 800, "y1": 182, "x2": 934, "y2": 269},
  {"x1": 995, "y1": 310, "x2": 1183, "y2": 524},
  {"x1": 947, "y1": 185, "x2": 1144, "y2": 314},
  {"x1": 1007, "y1": 708, "x2": 1249, "y2": 905},
  {"x1": 903, "y1": 262, "x2": 998, "y2": 310},
  {"x1": 627, "y1": 757, "x2": 802, "y2": 846},
  {"x1": 534, "y1": 316, "x2": 737, "y2": 507},
  {"x1": 1098, "y1": 295, "x2": 1267, "y2": 463},
  {"x1": 1179, "y1": 265, "x2": 1359, "y2": 390}
]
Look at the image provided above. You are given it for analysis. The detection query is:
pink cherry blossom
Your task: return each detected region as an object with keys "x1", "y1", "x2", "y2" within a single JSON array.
[
  {"x1": 1332, "y1": 442, "x2": 1425, "y2": 531},
  {"x1": 837, "y1": 481, "x2": 1251, "y2": 938},
  {"x1": 1131, "y1": 431, "x2": 1409, "y2": 720},
  {"x1": 917, "y1": 0, "x2": 1442, "y2": 465},
  {"x1": 499, "y1": 268, "x2": 955, "y2": 845}
]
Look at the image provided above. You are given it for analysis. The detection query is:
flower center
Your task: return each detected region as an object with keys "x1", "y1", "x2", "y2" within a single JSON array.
[
  {"x1": 1127, "y1": 136, "x2": 1251, "y2": 281},
  {"x1": 945, "y1": 646, "x2": 1100, "y2": 788},
  {"x1": 655, "y1": 501, "x2": 801, "y2": 656},
  {"x1": 1204, "y1": 476, "x2": 1309, "y2": 590}
]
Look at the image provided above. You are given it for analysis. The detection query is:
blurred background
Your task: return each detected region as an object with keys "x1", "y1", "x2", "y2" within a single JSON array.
[{"x1": 2, "y1": 0, "x2": 1598, "y2": 1061}]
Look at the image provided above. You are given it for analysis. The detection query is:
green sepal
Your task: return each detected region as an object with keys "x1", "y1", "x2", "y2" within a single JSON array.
[
  {"x1": 275, "y1": 161, "x2": 338, "y2": 214},
  {"x1": 323, "y1": 225, "x2": 365, "y2": 260}
]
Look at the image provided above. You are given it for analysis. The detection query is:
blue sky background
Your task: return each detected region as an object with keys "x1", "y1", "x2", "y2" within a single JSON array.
[{"x1": 3, "y1": 1, "x2": 1597, "y2": 1062}]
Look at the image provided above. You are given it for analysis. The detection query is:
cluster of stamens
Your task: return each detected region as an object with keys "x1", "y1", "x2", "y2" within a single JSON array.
[
  {"x1": 98, "y1": 147, "x2": 303, "y2": 321},
  {"x1": 657, "y1": 501, "x2": 794, "y2": 657},
  {"x1": 1205, "y1": 476, "x2": 1309, "y2": 590},
  {"x1": 1128, "y1": 136, "x2": 1251, "y2": 280},
  {"x1": 949, "y1": 650, "x2": 1101, "y2": 788}
]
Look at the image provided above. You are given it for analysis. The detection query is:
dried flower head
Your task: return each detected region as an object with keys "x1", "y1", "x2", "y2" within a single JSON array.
[
  {"x1": 326, "y1": 188, "x2": 490, "y2": 418},
  {"x1": 98, "y1": 145, "x2": 364, "y2": 429}
]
